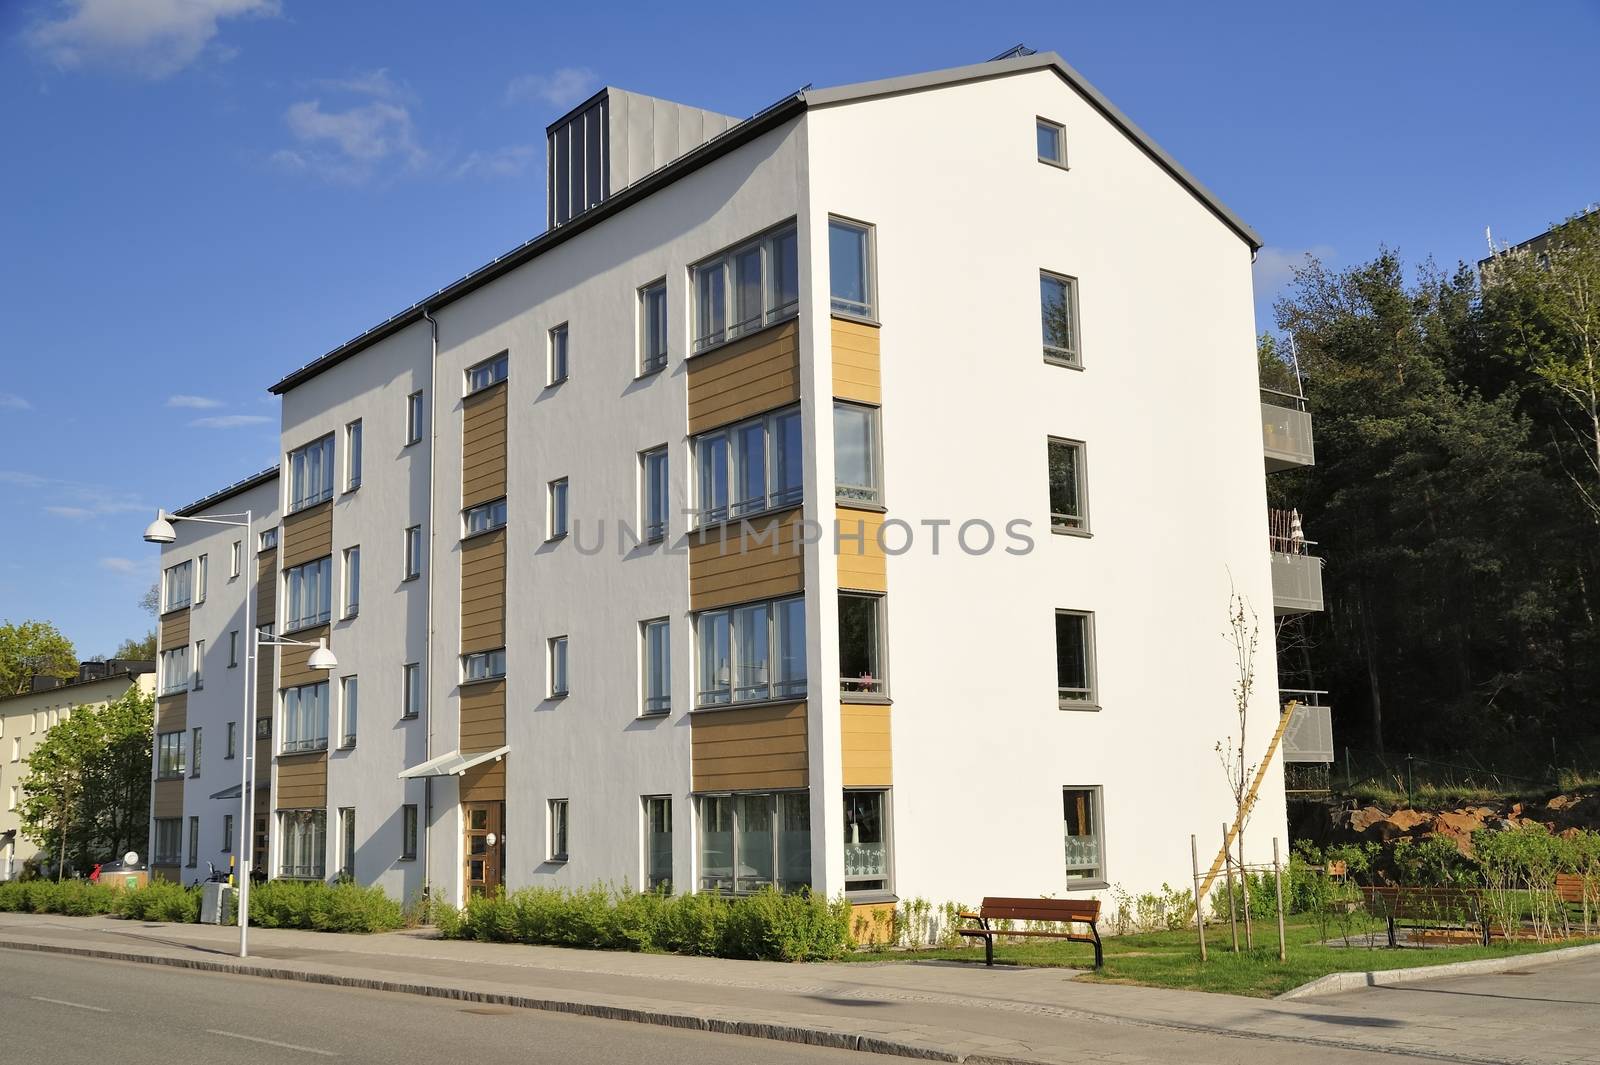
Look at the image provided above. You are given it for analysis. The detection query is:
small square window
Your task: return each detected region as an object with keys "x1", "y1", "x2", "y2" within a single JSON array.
[{"x1": 1037, "y1": 118, "x2": 1068, "y2": 168}]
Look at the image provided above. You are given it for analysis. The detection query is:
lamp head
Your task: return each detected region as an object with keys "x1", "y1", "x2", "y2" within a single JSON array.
[
  {"x1": 142, "y1": 510, "x2": 177, "y2": 544},
  {"x1": 307, "y1": 637, "x2": 338, "y2": 671}
]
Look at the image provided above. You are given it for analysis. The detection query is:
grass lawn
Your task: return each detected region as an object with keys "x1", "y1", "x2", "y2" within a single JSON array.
[{"x1": 840, "y1": 912, "x2": 1600, "y2": 997}]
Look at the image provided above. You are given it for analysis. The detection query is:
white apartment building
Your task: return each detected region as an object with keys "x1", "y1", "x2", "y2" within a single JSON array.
[{"x1": 153, "y1": 50, "x2": 1325, "y2": 920}]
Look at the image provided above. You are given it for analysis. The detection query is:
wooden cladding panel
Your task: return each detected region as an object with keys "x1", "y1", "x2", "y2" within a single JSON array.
[
  {"x1": 276, "y1": 752, "x2": 327, "y2": 808},
  {"x1": 835, "y1": 507, "x2": 888, "y2": 593},
  {"x1": 279, "y1": 624, "x2": 330, "y2": 689},
  {"x1": 831, "y1": 318, "x2": 882, "y2": 406},
  {"x1": 691, "y1": 701, "x2": 808, "y2": 792},
  {"x1": 841, "y1": 703, "x2": 893, "y2": 787},
  {"x1": 156, "y1": 693, "x2": 187, "y2": 734},
  {"x1": 463, "y1": 382, "x2": 508, "y2": 508},
  {"x1": 687, "y1": 321, "x2": 800, "y2": 435},
  {"x1": 256, "y1": 644, "x2": 276, "y2": 720},
  {"x1": 689, "y1": 509, "x2": 805, "y2": 611},
  {"x1": 460, "y1": 756, "x2": 506, "y2": 803},
  {"x1": 460, "y1": 531, "x2": 507, "y2": 653},
  {"x1": 159, "y1": 608, "x2": 189, "y2": 652},
  {"x1": 459, "y1": 680, "x2": 507, "y2": 751},
  {"x1": 281, "y1": 501, "x2": 333, "y2": 570},
  {"x1": 152, "y1": 779, "x2": 184, "y2": 818},
  {"x1": 256, "y1": 548, "x2": 277, "y2": 626},
  {"x1": 850, "y1": 901, "x2": 896, "y2": 945}
]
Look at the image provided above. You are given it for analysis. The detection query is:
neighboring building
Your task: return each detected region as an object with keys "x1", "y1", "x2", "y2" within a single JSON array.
[
  {"x1": 2, "y1": 664, "x2": 155, "y2": 879},
  {"x1": 154, "y1": 50, "x2": 1316, "y2": 915}
]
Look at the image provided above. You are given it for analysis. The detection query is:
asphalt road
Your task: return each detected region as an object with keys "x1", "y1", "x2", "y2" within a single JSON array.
[{"x1": 0, "y1": 950, "x2": 869, "y2": 1065}]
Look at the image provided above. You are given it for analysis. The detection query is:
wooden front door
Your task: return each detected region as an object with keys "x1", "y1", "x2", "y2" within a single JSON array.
[{"x1": 463, "y1": 802, "x2": 504, "y2": 896}]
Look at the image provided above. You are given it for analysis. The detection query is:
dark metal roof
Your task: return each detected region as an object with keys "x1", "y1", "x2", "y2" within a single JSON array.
[{"x1": 174, "y1": 465, "x2": 280, "y2": 518}]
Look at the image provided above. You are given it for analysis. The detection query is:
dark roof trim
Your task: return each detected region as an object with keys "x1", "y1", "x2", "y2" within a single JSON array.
[
  {"x1": 174, "y1": 465, "x2": 280, "y2": 518},
  {"x1": 0, "y1": 669, "x2": 151, "y2": 706},
  {"x1": 269, "y1": 93, "x2": 807, "y2": 395}
]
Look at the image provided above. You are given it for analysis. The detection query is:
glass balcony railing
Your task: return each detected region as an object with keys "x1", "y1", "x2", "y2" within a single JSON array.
[{"x1": 1261, "y1": 388, "x2": 1315, "y2": 472}]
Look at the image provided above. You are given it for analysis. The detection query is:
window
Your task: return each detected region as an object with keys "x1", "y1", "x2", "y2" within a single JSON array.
[
  {"x1": 828, "y1": 218, "x2": 875, "y2": 319},
  {"x1": 838, "y1": 593, "x2": 885, "y2": 696},
  {"x1": 228, "y1": 630, "x2": 239, "y2": 668},
  {"x1": 226, "y1": 721, "x2": 237, "y2": 760},
  {"x1": 338, "y1": 808, "x2": 356, "y2": 879},
  {"x1": 279, "y1": 810, "x2": 326, "y2": 879},
  {"x1": 256, "y1": 717, "x2": 270, "y2": 740},
  {"x1": 346, "y1": 419, "x2": 363, "y2": 490},
  {"x1": 159, "y1": 647, "x2": 189, "y2": 695},
  {"x1": 467, "y1": 351, "x2": 509, "y2": 394},
  {"x1": 640, "y1": 447, "x2": 668, "y2": 541},
  {"x1": 691, "y1": 224, "x2": 799, "y2": 352},
  {"x1": 401, "y1": 804, "x2": 418, "y2": 860},
  {"x1": 833, "y1": 402, "x2": 881, "y2": 506},
  {"x1": 1037, "y1": 117, "x2": 1067, "y2": 167},
  {"x1": 1063, "y1": 787, "x2": 1104, "y2": 883},
  {"x1": 163, "y1": 560, "x2": 192, "y2": 611},
  {"x1": 1048, "y1": 438, "x2": 1088, "y2": 532},
  {"x1": 281, "y1": 681, "x2": 330, "y2": 753},
  {"x1": 7, "y1": 785, "x2": 16, "y2": 810},
  {"x1": 548, "y1": 798, "x2": 569, "y2": 861},
  {"x1": 844, "y1": 790, "x2": 891, "y2": 893},
  {"x1": 464, "y1": 498, "x2": 507, "y2": 537},
  {"x1": 223, "y1": 814, "x2": 234, "y2": 853},
  {"x1": 547, "y1": 479, "x2": 569, "y2": 540},
  {"x1": 693, "y1": 406, "x2": 802, "y2": 524},
  {"x1": 402, "y1": 663, "x2": 421, "y2": 719},
  {"x1": 463, "y1": 648, "x2": 506, "y2": 682},
  {"x1": 190, "y1": 726, "x2": 202, "y2": 777},
  {"x1": 695, "y1": 596, "x2": 806, "y2": 707},
  {"x1": 156, "y1": 731, "x2": 186, "y2": 779},
  {"x1": 153, "y1": 818, "x2": 181, "y2": 865},
  {"x1": 260, "y1": 527, "x2": 279, "y2": 551},
  {"x1": 406, "y1": 391, "x2": 425, "y2": 445},
  {"x1": 697, "y1": 791, "x2": 810, "y2": 894},
  {"x1": 644, "y1": 795, "x2": 672, "y2": 891},
  {"x1": 548, "y1": 325, "x2": 569, "y2": 384},
  {"x1": 342, "y1": 546, "x2": 361, "y2": 618},
  {"x1": 339, "y1": 676, "x2": 358, "y2": 749},
  {"x1": 284, "y1": 556, "x2": 332, "y2": 630},
  {"x1": 191, "y1": 640, "x2": 205, "y2": 691},
  {"x1": 187, "y1": 817, "x2": 199, "y2": 867},
  {"x1": 404, "y1": 525, "x2": 422, "y2": 580},
  {"x1": 1041, "y1": 271, "x2": 1081, "y2": 366},
  {"x1": 194, "y1": 554, "x2": 208, "y2": 604},
  {"x1": 641, "y1": 618, "x2": 670, "y2": 715},
  {"x1": 1055, "y1": 610, "x2": 1096, "y2": 707},
  {"x1": 548, "y1": 637, "x2": 569, "y2": 697},
  {"x1": 289, "y1": 434, "x2": 336, "y2": 511},
  {"x1": 638, "y1": 281, "x2": 668, "y2": 374},
  {"x1": 230, "y1": 540, "x2": 242, "y2": 578}
]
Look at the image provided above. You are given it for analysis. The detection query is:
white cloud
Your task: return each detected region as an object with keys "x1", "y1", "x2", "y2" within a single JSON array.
[
  {"x1": 313, "y1": 68, "x2": 408, "y2": 101},
  {"x1": 166, "y1": 393, "x2": 222, "y2": 409},
  {"x1": 0, "y1": 471, "x2": 49, "y2": 488},
  {"x1": 99, "y1": 557, "x2": 142, "y2": 574},
  {"x1": 453, "y1": 144, "x2": 537, "y2": 180},
  {"x1": 26, "y1": 0, "x2": 280, "y2": 79},
  {"x1": 1253, "y1": 245, "x2": 1336, "y2": 301},
  {"x1": 505, "y1": 67, "x2": 597, "y2": 109},
  {"x1": 190, "y1": 414, "x2": 272, "y2": 428},
  {"x1": 5, "y1": 470, "x2": 150, "y2": 519},
  {"x1": 0, "y1": 393, "x2": 31, "y2": 410},
  {"x1": 276, "y1": 97, "x2": 426, "y2": 183}
]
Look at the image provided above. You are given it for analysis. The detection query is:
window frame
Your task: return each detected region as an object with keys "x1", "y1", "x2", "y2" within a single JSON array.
[
  {"x1": 689, "y1": 222, "x2": 800, "y2": 354},
  {"x1": 288, "y1": 434, "x2": 336, "y2": 513},
  {"x1": 548, "y1": 324, "x2": 569, "y2": 385},
  {"x1": 547, "y1": 478, "x2": 569, "y2": 541},
  {"x1": 1047, "y1": 436, "x2": 1090, "y2": 535},
  {"x1": 1040, "y1": 270, "x2": 1083, "y2": 367},
  {"x1": 832, "y1": 400, "x2": 884, "y2": 507},
  {"x1": 155, "y1": 731, "x2": 186, "y2": 779},
  {"x1": 643, "y1": 795, "x2": 672, "y2": 892},
  {"x1": 694, "y1": 595, "x2": 807, "y2": 708},
  {"x1": 338, "y1": 806, "x2": 356, "y2": 879},
  {"x1": 638, "y1": 280, "x2": 668, "y2": 375},
  {"x1": 1036, "y1": 117, "x2": 1069, "y2": 169},
  {"x1": 548, "y1": 798, "x2": 570, "y2": 862},
  {"x1": 843, "y1": 787, "x2": 893, "y2": 895},
  {"x1": 345, "y1": 419, "x2": 363, "y2": 491},
  {"x1": 639, "y1": 446, "x2": 669, "y2": 542},
  {"x1": 466, "y1": 351, "x2": 510, "y2": 395},
  {"x1": 401, "y1": 663, "x2": 421, "y2": 720},
  {"x1": 827, "y1": 216, "x2": 877, "y2": 322},
  {"x1": 342, "y1": 545, "x2": 361, "y2": 619},
  {"x1": 1055, "y1": 609, "x2": 1098, "y2": 709},
  {"x1": 1062, "y1": 785, "x2": 1106, "y2": 886},
  {"x1": 225, "y1": 720, "x2": 237, "y2": 759},
  {"x1": 187, "y1": 816, "x2": 200, "y2": 867},
  {"x1": 223, "y1": 813, "x2": 234, "y2": 853},
  {"x1": 191, "y1": 639, "x2": 205, "y2": 691},
  {"x1": 463, "y1": 648, "x2": 507, "y2": 684},
  {"x1": 162, "y1": 560, "x2": 192, "y2": 612},
  {"x1": 153, "y1": 817, "x2": 182, "y2": 865},
  {"x1": 403, "y1": 525, "x2": 422, "y2": 581},
  {"x1": 692, "y1": 405, "x2": 802, "y2": 527},
  {"x1": 548, "y1": 636, "x2": 569, "y2": 698},
  {"x1": 463, "y1": 498, "x2": 507, "y2": 539},
  {"x1": 838, "y1": 592, "x2": 888, "y2": 699},
  {"x1": 228, "y1": 630, "x2": 239, "y2": 668},
  {"x1": 159, "y1": 646, "x2": 189, "y2": 695},
  {"x1": 401, "y1": 804, "x2": 419, "y2": 860},
  {"x1": 278, "y1": 809, "x2": 327, "y2": 880},
  {"x1": 230, "y1": 539, "x2": 242, "y2": 579},
  {"x1": 405, "y1": 390, "x2": 425, "y2": 446},
  {"x1": 283, "y1": 555, "x2": 333, "y2": 632},
  {"x1": 194, "y1": 553, "x2": 207, "y2": 604},
  {"x1": 640, "y1": 617, "x2": 670, "y2": 716},
  {"x1": 695, "y1": 789, "x2": 811, "y2": 895},
  {"x1": 190, "y1": 725, "x2": 202, "y2": 777},
  {"x1": 280, "y1": 680, "x2": 330, "y2": 754},
  {"x1": 260, "y1": 527, "x2": 279, "y2": 551},
  {"x1": 339, "y1": 675, "x2": 358, "y2": 750}
]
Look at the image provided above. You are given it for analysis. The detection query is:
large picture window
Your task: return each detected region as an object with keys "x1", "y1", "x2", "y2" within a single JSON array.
[
  {"x1": 697, "y1": 791, "x2": 810, "y2": 894},
  {"x1": 163, "y1": 560, "x2": 192, "y2": 612},
  {"x1": 153, "y1": 818, "x2": 181, "y2": 865},
  {"x1": 694, "y1": 406, "x2": 801, "y2": 524},
  {"x1": 691, "y1": 224, "x2": 798, "y2": 352},
  {"x1": 289, "y1": 434, "x2": 335, "y2": 512},
  {"x1": 281, "y1": 681, "x2": 330, "y2": 753},
  {"x1": 159, "y1": 647, "x2": 189, "y2": 695},
  {"x1": 279, "y1": 809, "x2": 326, "y2": 879},
  {"x1": 156, "y1": 731, "x2": 186, "y2": 779},
  {"x1": 284, "y1": 556, "x2": 332, "y2": 631},
  {"x1": 843, "y1": 790, "x2": 890, "y2": 893},
  {"x1": 695, "y1": 596, "x2": 805, "y2": 707}
]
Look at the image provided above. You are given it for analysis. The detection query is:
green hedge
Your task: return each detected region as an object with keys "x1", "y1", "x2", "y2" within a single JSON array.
[
  {"x1": 437, "y1": 885, "x2": 853, "y2": 962},
  {"x1": 247, "y1": 879, "x2": 405, "y2": 933},
  {"x1": 0, "y1": 879, "x2": 121, "y2": 916},
  {"x1": 0, "y1": 877, "x2": 403, "y2": 933}
]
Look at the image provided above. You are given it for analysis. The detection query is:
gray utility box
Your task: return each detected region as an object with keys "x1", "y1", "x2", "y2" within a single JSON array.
[{"x1": 200, "y1": 882, "x2": 233, "y2": 925}]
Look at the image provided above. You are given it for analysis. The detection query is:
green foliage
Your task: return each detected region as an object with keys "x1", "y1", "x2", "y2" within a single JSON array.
[
  {"x1": 0, "y1": 619, "x2": 77, "y2": 696},
  {"x1": 247, "y1": 879, "x2": 406, "y2": 933},
  {"x1": 1109, "y1": 883, "x2": 1196, "y2": 934},
  {"x1": 115, "y1": 881, "x2": 201, "y2": 923},
  {"x1": 438, "y1": 885, "x2": 853, "y2": 961},
  {"x1": 114, "y1": 632, "x2": 157, "y2": 660},
  {"x1": 0, "y1": 879, "x2": 119, "y2": 915}
]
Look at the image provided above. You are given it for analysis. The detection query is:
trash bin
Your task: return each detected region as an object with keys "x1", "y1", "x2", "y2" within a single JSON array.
[
  {"x1": 201, "y1": 882, "x2": 234, "y2": 925},
  {"x1": 96, "y1": 858, "x2": 149, "y2": 891}
]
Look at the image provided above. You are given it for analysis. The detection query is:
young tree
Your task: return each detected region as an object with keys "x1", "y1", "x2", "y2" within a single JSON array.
[
  {"x1": 1216, "y1": 590, "x2": 1260, "y2": 948},
  {"x1": 0, "y1": 620, "x2": 77, "y2": 696}
]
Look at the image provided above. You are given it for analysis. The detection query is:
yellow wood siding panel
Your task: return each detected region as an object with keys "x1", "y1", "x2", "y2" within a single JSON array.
[
  {"x1": 851, "y1": 901, "x2": 896, "y2": 944},
  {"x1": 256, "y1": 549, "x2": 277, "y2": 626},
  {"x1": 459, "y1": 680, "x2": 506, "y2": 751},
  {"x1": 155, "y1": 693, "x2": 187, "y2": 734},
  {"x1": 841, "y1": 703, "x2": 893, "y2": 787},
  {"x1": 462, "y1": 382, "x2": 508, "y2": 508},
  {"x1": 255, "y1": 646, "x2": 276, "y2": 728},
  {"x1": 279, "y1": 624, "x2": 330, "y2": 689},
  {"x1": 281, "y1": 501, "x2": 333, "y2": 570},
  {"x1": 460, "y1": 531, "x2": 506, "y2": 653},
  {"x1": 835, "y1": 507, "x2": 888, "y2": 592},
  {"x1": 686, "y1": 321, "x2": 800, "y2": 435},
  {"x1": 152, "y1": 779, "x2": 184, "y2": 818},
  {"x1": 459, "y1": 757, "x2": 506, "y2": 803},
  {"x1": 689, "y1": 509, "x2": 805, "y2": 611},
  {"x1": 691, "y1": 701, "x2": 808, "y2": 791},
  {"x1": 276, "y1": 752, "x2": 327, "y2": 808},
  {"x1": 159, "y1": 608, "x2": 189, "y2": 652},
  {"x1": 831, "y1": 318, "x2": 882, "y2": 405}
]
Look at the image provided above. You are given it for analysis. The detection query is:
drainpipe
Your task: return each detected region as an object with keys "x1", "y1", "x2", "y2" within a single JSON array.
[{"x1": 421, "y1": 307, "x2": 439, "y2": 906}]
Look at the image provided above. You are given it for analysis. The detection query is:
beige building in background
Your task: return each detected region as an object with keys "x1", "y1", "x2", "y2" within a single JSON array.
[{"x1": 1, "y1": 664, "x2": 155, "y2": 879}]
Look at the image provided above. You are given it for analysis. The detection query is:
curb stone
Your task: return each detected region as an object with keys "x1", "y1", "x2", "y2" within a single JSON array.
[
  {"x1": 1277, "y1": 940, "x2": 1600, "y2": 1000},
  {"x1": 0, "y1": 939, "x2": 1058, "y2": 1065}
]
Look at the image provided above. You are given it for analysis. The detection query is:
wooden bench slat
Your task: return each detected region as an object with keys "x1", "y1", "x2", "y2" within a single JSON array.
[{"x1": 956, "y1": 896, "x2": 1104, "y2": 968}]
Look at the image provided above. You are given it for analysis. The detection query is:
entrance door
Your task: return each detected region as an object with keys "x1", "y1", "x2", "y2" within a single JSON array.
[{"x1": 463, "y1": 802, "x2": 504, "y2": 896}]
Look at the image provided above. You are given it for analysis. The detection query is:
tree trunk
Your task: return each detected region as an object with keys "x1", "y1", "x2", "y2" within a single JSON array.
[{"x1": 1358, "y1": 586, "x2": 1385, "y2": 753}]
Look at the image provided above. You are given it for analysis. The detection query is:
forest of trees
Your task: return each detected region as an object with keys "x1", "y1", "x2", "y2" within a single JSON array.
[{"x1": 1266, "y1": 212, "x2": 1600, "y2": 774}]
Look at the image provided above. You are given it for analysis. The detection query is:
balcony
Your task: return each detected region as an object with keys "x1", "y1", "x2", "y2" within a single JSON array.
[
  {"x1": 1270, "y1": 508, "x2": 1325, "y2": 615},
  {"x1": 1261, "y1": 388, "x2": 1315, "y2": 472},
  {"x1": 1280, "y1": 690, "x2": 1334, "y2": 763}
]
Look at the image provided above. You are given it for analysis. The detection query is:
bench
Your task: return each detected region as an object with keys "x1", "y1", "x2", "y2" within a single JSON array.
[
  {"x1": 956, "y1": 897, "x2": 1103, "y2": 968},
  {"x1": 1556, "y1": 872, "x2": 1598, "y2": 935},
  {"x1": 1360, "y1": 885, "x2": 1488, "y2": 947}
]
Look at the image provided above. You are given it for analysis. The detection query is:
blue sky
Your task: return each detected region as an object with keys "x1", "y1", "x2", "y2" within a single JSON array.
[{"x1": 1, "y1": 0, "x2": 1596, "y2": 659}]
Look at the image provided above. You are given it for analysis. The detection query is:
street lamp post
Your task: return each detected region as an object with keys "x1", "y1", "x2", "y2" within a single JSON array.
[{"x1": 143, "y1": 508, "x2": 337, "y2": 959}]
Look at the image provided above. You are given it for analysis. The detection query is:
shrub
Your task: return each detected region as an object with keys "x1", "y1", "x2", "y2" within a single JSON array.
[
  {"x1": 0, "y1": 879, "x2": 118, "y2": 915},
  {"x1": 248, "y1": 880, "x2": 405, "y2": 933},
  {"x1": 115, "y1": 881, "x2": 200, "y2": 923}
]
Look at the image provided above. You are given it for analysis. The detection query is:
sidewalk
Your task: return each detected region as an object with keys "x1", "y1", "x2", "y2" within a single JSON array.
[{"x1": 1, "y1": 911, "x2": 1593, "y2": 1065}]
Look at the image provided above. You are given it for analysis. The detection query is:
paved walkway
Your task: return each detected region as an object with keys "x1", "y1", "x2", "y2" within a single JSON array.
[{"x1": 3, "y1": 912, "x2": 1596, "y2": 1064}]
